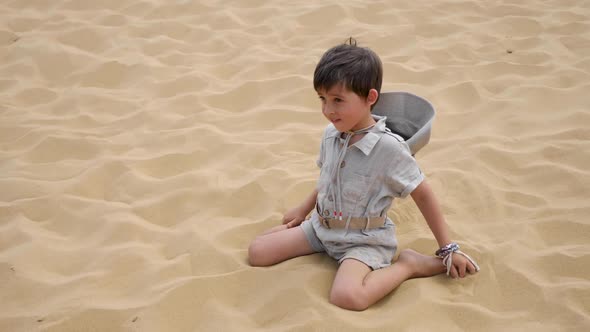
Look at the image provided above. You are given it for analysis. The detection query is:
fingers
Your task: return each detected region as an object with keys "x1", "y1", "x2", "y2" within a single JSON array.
[
  {"x1": 261, "y1": 224, "x2": 288, "y2": 236},
  {"x1": 282, "y1": 216, "x2": 291, "y2": 225},
  {"x1": 450, "y1": 265, "x2": 467, "y2": 279},
  {"x1": 286, "y1": 217, "x2": 303, "y2": 228},
  {"x1": 450, "y1": 256, "x2": 478, "y2": 279},
  {"x1": 458, "y1": 262, "x2": 467, "y2": 278},
  {"x1": 283, "y1": 216, "x2": 298, "y2": 225}
]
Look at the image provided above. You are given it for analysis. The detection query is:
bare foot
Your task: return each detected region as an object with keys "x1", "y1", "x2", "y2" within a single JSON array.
[{"x1": 396, "y1": 249, "x2": 446, "y2": 278}]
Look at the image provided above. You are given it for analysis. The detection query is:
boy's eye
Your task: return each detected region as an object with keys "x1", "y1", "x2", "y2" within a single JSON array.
[{"x1": 334, "y1": 98, "x2": 343, "y2": 103}]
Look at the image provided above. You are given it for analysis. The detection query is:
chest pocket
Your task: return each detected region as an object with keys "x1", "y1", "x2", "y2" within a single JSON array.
[{"x1": 341, "y1": 172, "x2": 372, "y2": 208}]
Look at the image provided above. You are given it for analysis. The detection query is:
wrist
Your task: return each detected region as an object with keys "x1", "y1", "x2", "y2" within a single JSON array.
[
  {"x1": 435, "y1": 242, "x2": 459, "y2": 258},
  {"x1": 437, "y1": 240, "x2": 456, "y2": 248}
]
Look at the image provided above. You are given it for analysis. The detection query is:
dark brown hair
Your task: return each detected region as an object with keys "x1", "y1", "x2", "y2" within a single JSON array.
[{"x1": 313, "y1": 38, "x2": 383, "y2": 106}]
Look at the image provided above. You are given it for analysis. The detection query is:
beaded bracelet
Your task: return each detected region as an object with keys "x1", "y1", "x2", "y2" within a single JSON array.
[{"x1": 435, "y1": 242, "x2": 459, "y2": 258}]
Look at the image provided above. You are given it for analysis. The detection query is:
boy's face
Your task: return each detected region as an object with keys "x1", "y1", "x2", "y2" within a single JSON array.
[{"x1": 317, "y1": 84, "x2": 377, "y2": 133}]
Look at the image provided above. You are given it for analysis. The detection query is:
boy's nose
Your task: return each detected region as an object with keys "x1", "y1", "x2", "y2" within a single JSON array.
[{"x1": 323, "y1": 104, "x2": 334, "y2": 115}]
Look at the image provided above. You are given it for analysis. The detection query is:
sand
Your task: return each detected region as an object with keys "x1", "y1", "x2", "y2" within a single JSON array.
[{"x1": 1, "y1": 0, "x2": 589, "y2": 331}]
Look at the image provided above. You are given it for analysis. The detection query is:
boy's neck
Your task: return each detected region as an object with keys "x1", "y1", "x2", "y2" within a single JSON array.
[
  {"x1": 342, "y1": 114, "x2": 377, "y2": 145},
  {"x1": 350, "y1": 114, "x2": 376, "y2": 132}
]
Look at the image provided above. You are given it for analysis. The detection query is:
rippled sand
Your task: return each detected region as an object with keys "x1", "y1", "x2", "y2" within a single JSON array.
[{"x1": 1, "y1": 0, "x2": 589, "y2": 331}]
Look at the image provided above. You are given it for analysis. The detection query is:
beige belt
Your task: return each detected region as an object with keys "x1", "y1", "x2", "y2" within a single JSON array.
[{"x1": 318, "y1": 215, "x2": 386, "y2": 230}]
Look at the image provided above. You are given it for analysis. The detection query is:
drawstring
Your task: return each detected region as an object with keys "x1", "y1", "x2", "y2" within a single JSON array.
[{"x1": 335, "y1": 133, "x2": 352, "y2": 222}]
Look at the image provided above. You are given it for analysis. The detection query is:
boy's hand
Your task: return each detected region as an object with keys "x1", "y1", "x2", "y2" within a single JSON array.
[
  {"x1": 448, "y1": 253, "x2": 479, "y2": 279},
  {"x1": 282, "y1": 206, "x2": 307, "y2": 228}
]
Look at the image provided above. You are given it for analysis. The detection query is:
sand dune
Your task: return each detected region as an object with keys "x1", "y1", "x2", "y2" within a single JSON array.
[{"x1": 1, "y1": 0, "x2": 589, "y2": 331}]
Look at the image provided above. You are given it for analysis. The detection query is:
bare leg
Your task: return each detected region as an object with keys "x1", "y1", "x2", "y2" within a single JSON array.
[
  {"x1": 330, "y1": 249, "x2": 446, "y2": 311},
  {"x1": 248, "y1": 224, "x2": 315, "y2": 267}
]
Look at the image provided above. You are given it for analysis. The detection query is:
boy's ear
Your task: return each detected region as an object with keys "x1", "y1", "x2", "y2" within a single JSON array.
[{"x1": 367, "y1": 89, "x2": 379, "y2": 106}]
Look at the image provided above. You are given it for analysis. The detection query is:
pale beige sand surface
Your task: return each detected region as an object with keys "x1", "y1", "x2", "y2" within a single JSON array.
[{"x1": 1, "y1": 0, "x2": 589, "y2": 331}]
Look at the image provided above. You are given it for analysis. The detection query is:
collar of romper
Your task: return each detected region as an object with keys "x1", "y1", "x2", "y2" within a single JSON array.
[{"x1": 329, "y1": 115, "x2": 387, "y2": 156}]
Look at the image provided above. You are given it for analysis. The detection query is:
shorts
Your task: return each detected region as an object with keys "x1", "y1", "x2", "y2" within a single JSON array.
[{"x1": 301, "y1": 211, "x2": 398, "y2": 270}]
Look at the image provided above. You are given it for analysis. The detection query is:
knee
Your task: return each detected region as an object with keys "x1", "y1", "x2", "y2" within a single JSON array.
[
  {"x1": 248, "y1": 238, "x2": 271, "y2": 267},
  {"x1": 329, "y1": 286, "x2": 370, "y2": 311}
]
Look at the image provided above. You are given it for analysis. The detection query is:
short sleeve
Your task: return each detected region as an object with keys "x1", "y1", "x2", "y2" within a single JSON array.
[{"x1": 385, "y1": 141, "x2": 424, "y2": 198}]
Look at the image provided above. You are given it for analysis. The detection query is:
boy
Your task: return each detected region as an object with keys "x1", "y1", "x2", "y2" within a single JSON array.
[{"x1": 248, "y1": 39, "x2": 479, "y2": 311}]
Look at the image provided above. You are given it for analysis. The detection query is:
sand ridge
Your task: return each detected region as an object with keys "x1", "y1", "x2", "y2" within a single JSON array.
[{"x1": 1, "y1": 0, "x2": 589, "y2": 331}]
